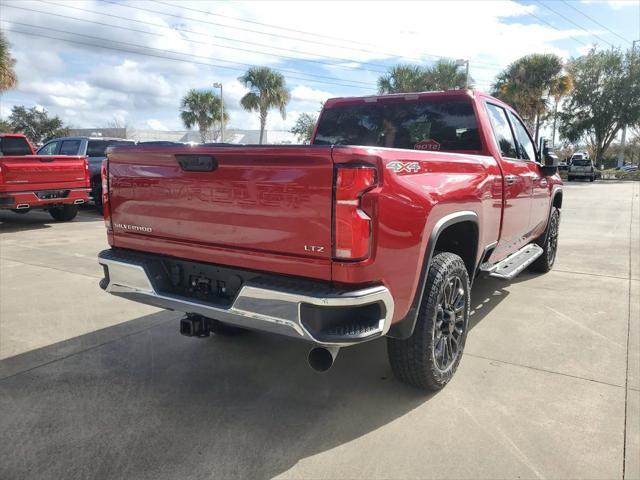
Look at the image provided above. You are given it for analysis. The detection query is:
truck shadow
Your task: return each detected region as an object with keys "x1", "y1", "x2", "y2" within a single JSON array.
[
  {"x1": 0, "y1": 276, "x2": 514, "y2": 479},
  {"x1": 0, "y1": 208, "x2": 101, "y2": 233}
]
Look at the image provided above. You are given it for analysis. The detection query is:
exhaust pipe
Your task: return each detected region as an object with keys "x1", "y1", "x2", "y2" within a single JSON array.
[{"x1": 307, "y1": 346, "x2": 340, "y2": 373}]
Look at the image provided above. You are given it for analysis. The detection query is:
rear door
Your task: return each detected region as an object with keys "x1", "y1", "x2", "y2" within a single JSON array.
[
  {"x1": 508, "y1": 112, "x2": 550, "y2": 237},
  {"x1": 485, "y1": 103, "x2": 533, "y2": 257},
  {"x1": 108, "y1": 145, "x2": 335, "y2": 264}
]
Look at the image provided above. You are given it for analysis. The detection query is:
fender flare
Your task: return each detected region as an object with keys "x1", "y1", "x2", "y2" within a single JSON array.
[{"x1": 387, "y1": 210, "x2": 479, "y2": 339}]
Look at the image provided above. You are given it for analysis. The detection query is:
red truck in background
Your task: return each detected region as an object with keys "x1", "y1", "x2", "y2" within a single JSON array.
[
  {"x1": 0, "y1": 133, "x2": 90, "y2": 221},
  {"x1": 98, "y1": 90, "x2": 562, "y2": 391}
]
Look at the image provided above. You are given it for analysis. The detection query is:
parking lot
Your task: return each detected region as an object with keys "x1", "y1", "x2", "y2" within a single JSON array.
[{"x1": 0, "y1": 181, "x2": 638, "y2": 479}]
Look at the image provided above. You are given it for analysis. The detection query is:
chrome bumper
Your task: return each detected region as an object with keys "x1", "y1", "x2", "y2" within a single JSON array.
[{"x1": 99, "y1": 252, "x2": 394, "y2": 346}]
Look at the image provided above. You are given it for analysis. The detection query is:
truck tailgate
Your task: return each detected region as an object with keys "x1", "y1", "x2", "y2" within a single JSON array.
[
  {"x1": 108, "y1": 146, "x2": 335, "y2": 279},
  {"x1": 0, "y1": 155, "x2": 88, "y2": 191}
]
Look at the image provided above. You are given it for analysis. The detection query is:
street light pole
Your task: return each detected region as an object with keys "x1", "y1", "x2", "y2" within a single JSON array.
[
  {"x1": 213, "y1": 82, "x2": 224, "y2": 142},
  {"x1": 455, "y1": 59, "x2": 469, "y2": 89}
]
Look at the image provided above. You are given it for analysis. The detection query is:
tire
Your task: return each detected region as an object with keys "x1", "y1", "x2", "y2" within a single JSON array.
[
  {"x1": 387, "y1": 252, "x2": 470, "y2": 391},
  {"x1": 530, "y1": 207, "x2": 560, "y2": 273},
  {"x1": 589, "y1": 175, "x2": 595, "y2": 182},
  {"x1": 567, "y1": 176, "x2": 573, "y2": 182},
  {"x1": 49, "y1": 204, "x2": 79, "y2": 222},
  {"x1": 209, "y1": 319, "x2": 246, "y2": 336},
  {"x1": 91, "y1": 176, "x2": 103, "y2": 214}
]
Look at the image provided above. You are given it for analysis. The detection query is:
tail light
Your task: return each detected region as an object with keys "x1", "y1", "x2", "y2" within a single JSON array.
[
  {"x1": 333, "y1": 166, "x2": 377, "y2": 260},
  {"x1": 101, "y1": 159, "x2": 111, "y2": 229}
]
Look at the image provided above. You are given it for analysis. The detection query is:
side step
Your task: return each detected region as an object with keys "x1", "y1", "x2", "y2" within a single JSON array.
[{"x1": 481, "y1": 243, "x2": 543, "y2": 280}]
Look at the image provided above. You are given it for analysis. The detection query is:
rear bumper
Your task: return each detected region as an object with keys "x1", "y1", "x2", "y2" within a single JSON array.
[
  {"x1": 0, "y1": 188, "x2": 89, "y2": 209},
  {"x1": 98, "y1": 249, "x2": 394, "y2": 346},
  {"x1": 568, "y1": 171, "x2": 593, "y2": 177}
]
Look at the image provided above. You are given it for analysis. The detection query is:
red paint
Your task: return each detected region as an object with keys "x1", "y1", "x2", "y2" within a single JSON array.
[
  {"x1": 105, "y1": 90, "x2": 561, "y2": 325},
  {"x1": 0, "y1": 134, "x2": 90, "y2": 210}
]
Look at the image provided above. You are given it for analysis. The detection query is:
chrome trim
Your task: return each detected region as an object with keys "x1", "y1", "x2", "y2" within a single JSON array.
[
  {"x1": 99, "y1": 256, "x2": 394, "y2": 347},
  {"x1": 15, "y1": 204, "x2": 30, "y2": 209}
]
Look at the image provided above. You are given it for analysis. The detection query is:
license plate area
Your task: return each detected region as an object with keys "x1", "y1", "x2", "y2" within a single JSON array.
[{"x1": 36, "y1": 190, "x2": 70, "y2": 199}]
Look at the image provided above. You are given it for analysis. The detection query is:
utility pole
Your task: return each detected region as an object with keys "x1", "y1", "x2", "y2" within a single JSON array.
[
  {"x1": 213, "y1": 82, "x2": 224, "y2": 142},
  {"x1": 455, "y1": 59, "x2": 470, "y2": 89}
]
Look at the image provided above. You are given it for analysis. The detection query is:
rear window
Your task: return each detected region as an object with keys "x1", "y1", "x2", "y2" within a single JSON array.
[
  {"x1": 0, "y1": 136, "x2": 32, "y2": 156},
  {"x1": 59, "y1": 139, "x2": 81, "y2": 155},
  {"x1": 313, "y1": 99, "x2": 481, "y2": 152},
  {"x1": 87, "y1": 140, "x2": 134, "y2": 157},
  {"x1": 572, "y1": 159, "x2": 591, "y2": 166}
]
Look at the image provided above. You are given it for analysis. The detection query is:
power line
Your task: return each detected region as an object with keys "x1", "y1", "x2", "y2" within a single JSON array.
[
  {"x1": 1, "y1": 21, "x2": 379, "y2": 91},
  {"x1": 99, "y1": 0, "x2": 506, "y2": 69},
  {"x1": 535, "y1": 0, "x2": 615, "y2": 48},
  {"x1": 152, "y1": 0, "x2": 382, "y2": 50},
  {"x1": 6, "y1": 3, "x2": 392, "y2": 76},
  {"x1": 525, "y1": 8, "x2": 589, "y2": 47},
  {"x1": 40, "y1": 0, "x2": 413, "y2": 74},
  {"x1": 33, "y1": 0, "x2": 503, "y2": 75},
  {"x1": 560, "y1": 0, "x2": 632, "y2": 45}
]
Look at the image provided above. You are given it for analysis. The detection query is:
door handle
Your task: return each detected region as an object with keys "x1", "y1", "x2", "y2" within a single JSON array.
[{"x1": 505, "y1": 174, "x2": 517, "y2": 185}]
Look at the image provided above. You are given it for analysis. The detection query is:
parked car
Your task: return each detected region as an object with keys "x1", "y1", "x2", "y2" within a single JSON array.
[
  {"x1": 97, "y1": 90, "x2": 562, "y2": 391},
  {"x1": 0, "y1": 133, "x2": 90, "y2": 221},
  {"x1": 567, "y1": 155, "x2": 596, "y2": 182},
  {"x1": 619, "y1": 164, "x2": 638, "y2": 172},
  {"x1": 37, "y1": 136, "x2": 135, "y2": 212}
]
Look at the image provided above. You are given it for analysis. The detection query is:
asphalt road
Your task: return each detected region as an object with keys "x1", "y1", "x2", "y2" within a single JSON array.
[{"x1": 0, "y1": 182, "x2": 638, "y2": 480}]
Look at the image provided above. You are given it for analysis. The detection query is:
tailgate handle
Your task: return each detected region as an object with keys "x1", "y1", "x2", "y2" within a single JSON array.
[{"x1": 176, "y1": 155, "x2": 217, "y2": 172}]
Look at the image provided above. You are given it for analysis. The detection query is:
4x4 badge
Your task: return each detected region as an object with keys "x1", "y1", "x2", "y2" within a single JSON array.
[{"x1": 386, "y1": 161, "x2": 421, "y2": 173}]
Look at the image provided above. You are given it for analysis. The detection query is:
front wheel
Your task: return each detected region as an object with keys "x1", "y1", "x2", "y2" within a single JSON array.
[
  {"x1": 530, "y1": 207, "x2": 560, "y2": 273},
  {"x1": 49, "y1": 204, "x2": 79, "y2": 222},
  {"x1": 387, "y1": 252, "x2": 470, "y2": 391},
  {"x1": 589, "y1": 175, "x2": 595, "y2": 182}
]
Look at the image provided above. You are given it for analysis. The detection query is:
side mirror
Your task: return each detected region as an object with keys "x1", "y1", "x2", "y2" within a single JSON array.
[{"x1": 539, "y1": 138, "x2": 558, "y2": 175}]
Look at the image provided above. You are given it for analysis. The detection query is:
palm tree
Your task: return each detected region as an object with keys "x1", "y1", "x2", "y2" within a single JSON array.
[
  {"x1": 378, "y1": 65, "x2": 426, "y2": 94},
  {"x1": 424, "y1": 60, "x2": 470, "y2": 90},
  {"x1": 492, "y1": 53, "x2": 564, "y2": 142},
  {"x1": 549, "y1": 74, "x2": 573, "y2": 146},
  {"x1": 0, "y1": 31, "x2": 17, "y2": 92},
  {"x1": 239, "y1": 67, "x2": 290, "y2": 144},
  {"x1": 180, "y1": 89, "x2": 228, "y2": 143}
]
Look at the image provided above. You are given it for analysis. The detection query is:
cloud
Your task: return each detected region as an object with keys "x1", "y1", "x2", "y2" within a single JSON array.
[
  {"x1": 145, "y1": 119, "x2": 169, "y2": 130},
  {"x1": 1, "y1": 0, "x2": 627, "y2": 131}
]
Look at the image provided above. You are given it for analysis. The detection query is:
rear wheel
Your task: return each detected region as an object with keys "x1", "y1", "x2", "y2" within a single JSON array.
[
  {"x1": 589, "y1": 175, "x2": 595, "y2": 182},
  {"x1": 387, "y1": 252, "x2": 470, "y2": 391},
  {"x1": 49, "y1": 204, "x2": 79, "y2": 222},
  {"x1": 91, "y1": 176, "x2": 103, "y2": 214},
  {"x1": 530, "y1": 207, "x2": 560, "y2": 273}
]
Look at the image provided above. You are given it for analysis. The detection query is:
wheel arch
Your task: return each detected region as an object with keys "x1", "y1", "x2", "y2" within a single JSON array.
[{"x1": 387, "y1": 211, "x2": 479, "y2": 339}]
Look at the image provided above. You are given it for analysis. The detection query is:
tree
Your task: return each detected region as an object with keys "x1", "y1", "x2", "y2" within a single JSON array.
[
  {"x1": 239, "y1": 67, "x2": 290, "y2": 144},
  {"x1": 423, "y1": 60, "x2": 469, "y2": 90},
  {"x1": 7, "y1": 106, "x2": 69, "y2": 143},
  {"x1": 290, "y1": 112, "x2": 318, "y2": 143},
  {"x1": 492, "y1": 53, "x2": 565, "y2": 142},
  {"x1": 0, "y1": 31, "x2": 17, "y2": 93},
  {"x1": 180, "y1": 89, "x2": 228, "y2": 143},
  {"x1": 378, "y1": 65, "x2": 426, "y2": 94},
  {"x1": 377, "y1": 61, "x2": 471, "y2": 94},
  {"x1": 549, "y1": 74, "x2": 573, "y2": 146},
  {"x1": 560, "y1": 47, "x2": 640, "y2": 166}
]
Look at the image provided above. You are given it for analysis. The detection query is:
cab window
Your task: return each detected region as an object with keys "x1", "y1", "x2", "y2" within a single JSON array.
[
  {"x1": 38, "y1": 141, "x2": 60, "y2": 155},
  {"x1": 59, "y1": 140, "x2": 81, "y2": 155},
  {"x1": 508, "y1": 112, "x2": 536, "y2": 161},
  {"x1": 485, "y1": 103, "x2": 518, "y2": 158}
]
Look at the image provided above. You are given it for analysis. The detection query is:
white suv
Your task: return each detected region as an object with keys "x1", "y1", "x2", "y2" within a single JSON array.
[{"x1": 568, "y1": 154, "x2": 595, "y2": 182}]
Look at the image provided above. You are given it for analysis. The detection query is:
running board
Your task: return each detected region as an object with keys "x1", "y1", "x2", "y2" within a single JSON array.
[{"x1": 481, "y1": 243, "x2": 543, "y2": 280}]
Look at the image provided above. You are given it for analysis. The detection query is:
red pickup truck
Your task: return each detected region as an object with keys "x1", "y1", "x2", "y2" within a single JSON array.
[
  {"x1": 0, "y1": 133, "x2": 90, "y2": 221},
  {"x1": 98, "y1": 90, "x2": 562, "y2": 390}
]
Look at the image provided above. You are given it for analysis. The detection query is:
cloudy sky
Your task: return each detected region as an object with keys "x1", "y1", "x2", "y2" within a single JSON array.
[{"x1": 1, "y1": 0, "x2": 638, "y2": 132}]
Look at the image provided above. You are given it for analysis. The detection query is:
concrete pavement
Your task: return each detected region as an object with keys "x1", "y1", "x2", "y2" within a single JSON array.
[{"x1": 0, "y1": 182, "x2": 638, "y2": 480}]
